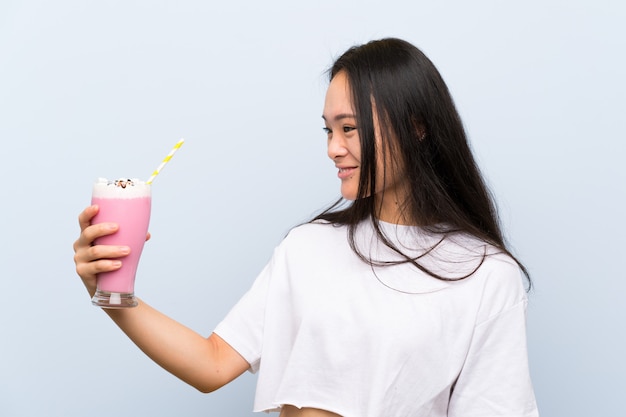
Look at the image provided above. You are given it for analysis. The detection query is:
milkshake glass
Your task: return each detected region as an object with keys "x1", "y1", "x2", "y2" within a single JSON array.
[{"x1": 90, "y1": 178, "x2": 151, "y2": 308}]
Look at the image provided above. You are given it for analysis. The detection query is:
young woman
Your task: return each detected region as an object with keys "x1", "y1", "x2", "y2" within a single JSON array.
[{"x1": 74, "y1": 38, "x2": 538, "y2": 417}]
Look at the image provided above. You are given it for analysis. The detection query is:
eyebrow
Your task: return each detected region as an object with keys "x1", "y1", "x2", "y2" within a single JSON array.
[{"x1": 321, "y1": 113, "x2": 357, "y2": 122}]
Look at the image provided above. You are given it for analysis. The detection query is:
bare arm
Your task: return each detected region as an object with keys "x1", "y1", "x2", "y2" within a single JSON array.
[
  {"x1": 105, "y1": 301, "x2": 249, "y2": 392},
  {"x1": 73, "y1": 205, "x2": 249, "y2": 393}
]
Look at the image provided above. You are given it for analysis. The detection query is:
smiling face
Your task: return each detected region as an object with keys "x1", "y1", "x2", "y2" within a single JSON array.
[
  {"x1": 323, "y1": 71, "x2": 361, "y2": 201},
  {"x1": 323, "y1": 71, "x2": 410, "y2": 222}
]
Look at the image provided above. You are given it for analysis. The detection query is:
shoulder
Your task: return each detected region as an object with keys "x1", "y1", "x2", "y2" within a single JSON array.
[
  {"x1": 438, "y1": 231, "x2": 528, "y2": 319},
  {"x1": 443, "y1": 232, "x2": 523, "y2": 284},
  {"x1": 281, "y1": 221, "x2": 347, "y2": 248},
  {"x1": 264, "y1": 221, "x2": 352, "y2": 268},
  {"x1": 469, "y1": 251, "x2": 528, "y2": 323}
]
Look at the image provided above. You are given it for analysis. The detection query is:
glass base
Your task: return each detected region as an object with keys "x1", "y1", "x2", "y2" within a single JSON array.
[{"x1": 92, "y1": 290, "x2": 138, "y2": 308}]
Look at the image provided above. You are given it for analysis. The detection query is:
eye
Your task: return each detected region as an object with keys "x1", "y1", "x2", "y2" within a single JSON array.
[
  {"x1": 343, "y1": 126, "x2": 356, "y2": 133},
  {"x1": 322, "y1": 127, "x2": 332, "y2": 135}
]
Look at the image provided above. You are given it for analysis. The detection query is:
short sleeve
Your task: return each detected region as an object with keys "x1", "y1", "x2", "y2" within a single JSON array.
[
  {"x1": 448, "y1": 300, "x2": 539, "y2": 417},
  {"x1": 213, "y1": 251, "x2": 275, "y2": 373}
]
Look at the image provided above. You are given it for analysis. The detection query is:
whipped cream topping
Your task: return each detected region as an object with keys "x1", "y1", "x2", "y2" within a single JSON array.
[{"x1": 93, "y1": 177, "x2": 151, "y2": 198}]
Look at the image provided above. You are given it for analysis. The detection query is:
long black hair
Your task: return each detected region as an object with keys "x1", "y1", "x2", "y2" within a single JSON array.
[{"x1": 312, "y1": 38, "x2": 530, "y2": 288}]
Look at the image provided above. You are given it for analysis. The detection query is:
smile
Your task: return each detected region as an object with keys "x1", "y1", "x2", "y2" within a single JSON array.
[{"x1": 338, "y1": 167, "x2": 357, "y2": 179}]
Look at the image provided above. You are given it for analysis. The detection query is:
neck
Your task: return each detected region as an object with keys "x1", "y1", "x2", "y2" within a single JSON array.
[{"x1": 375, "y1": 191, "x2": 417, "y2": 226}]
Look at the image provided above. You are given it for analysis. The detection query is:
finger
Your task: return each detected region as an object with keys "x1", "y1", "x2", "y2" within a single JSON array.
[
  {"x1": 146, "y1": 232, "x2": 151, "y2": 242},
  {"x1": 73, "y1": 220, "x2": 122, "y2": 252},
  {"x1": 78, "y1": 205, "x2": 99, "y2": 231},
  {"x1": 75, "y1": 258, "x2": 123, "y2": 280},
  {"x1": 74, "y1": 243, "x2": 130, "y2": 264}
]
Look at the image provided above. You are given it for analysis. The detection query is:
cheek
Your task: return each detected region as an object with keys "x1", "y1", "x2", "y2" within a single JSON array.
[{"x1": 347, "y1": 139, "x2": 362, "y2": 160}]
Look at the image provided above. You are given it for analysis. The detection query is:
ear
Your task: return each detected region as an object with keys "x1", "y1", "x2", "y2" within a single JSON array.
[
  {"x1": 411, "y1": 117, "x2": 427, "y2": 140},
  {"x1": 418, "y1": 126, "x2": 427, "y2": 141}
]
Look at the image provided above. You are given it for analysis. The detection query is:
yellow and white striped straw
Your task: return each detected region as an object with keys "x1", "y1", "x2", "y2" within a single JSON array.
[{"x1": 146, "y1": 138, "x2": 185, "y2": 184}]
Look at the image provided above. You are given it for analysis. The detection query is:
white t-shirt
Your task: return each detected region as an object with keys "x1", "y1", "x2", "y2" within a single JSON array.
[{"x1": 214, "y1": 220, "x2": 538, "y2": 417}]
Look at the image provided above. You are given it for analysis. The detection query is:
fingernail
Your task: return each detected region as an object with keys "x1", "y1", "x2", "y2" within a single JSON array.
[
  {"x1": 112, "y1": 260, "x2": 122, "y2": 268},
  {"x1": 119, "y1": 246, "x2": 130, "y2": 255},
  {"x1": 106, "y1": 223, "x2": 117, "y2": 230}
]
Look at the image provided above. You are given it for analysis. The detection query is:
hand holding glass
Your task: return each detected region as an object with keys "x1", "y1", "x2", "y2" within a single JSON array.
[
  {"x1": 90, "y1": 178, "x2": 151, "y2": 308},
  {"x1": 87, "y1": 138, "x2": 183, "y2": 308}
]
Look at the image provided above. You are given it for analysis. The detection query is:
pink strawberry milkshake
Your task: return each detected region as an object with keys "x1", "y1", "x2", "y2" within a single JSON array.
[{"x1": 90, "y1": 178, "x2": 151, "y2": 308}]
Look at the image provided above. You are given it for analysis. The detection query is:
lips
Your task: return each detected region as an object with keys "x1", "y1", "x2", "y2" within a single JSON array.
[{"x1": 337, "y1": 167, "x2": 357, "y2": 179}]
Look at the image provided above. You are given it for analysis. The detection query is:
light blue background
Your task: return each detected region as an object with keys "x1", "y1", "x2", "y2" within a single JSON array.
[{"x1": 1, "y1": 1, "x2": 624, "y2": 416}]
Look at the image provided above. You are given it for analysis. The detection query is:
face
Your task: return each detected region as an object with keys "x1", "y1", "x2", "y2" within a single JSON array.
[
  {"x1": 323, "y1": 71, "x2": 361, "y2": 201},
  {"x1": 323, "y1": 71, "x2": 409, "y2": 219}
]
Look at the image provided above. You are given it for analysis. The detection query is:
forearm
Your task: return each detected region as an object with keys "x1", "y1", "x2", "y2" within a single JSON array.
[
  {"x1": 74, "y1": 207, "x2": 248, "y2": 392},
  {"x1": 104, "y1": 299, "x2": 247, "y2": 393}
]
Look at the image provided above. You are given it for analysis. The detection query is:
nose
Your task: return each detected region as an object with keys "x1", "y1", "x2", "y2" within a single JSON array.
[{"x1": 327, "y1": 134, "x2": 348, "y2": 160}]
